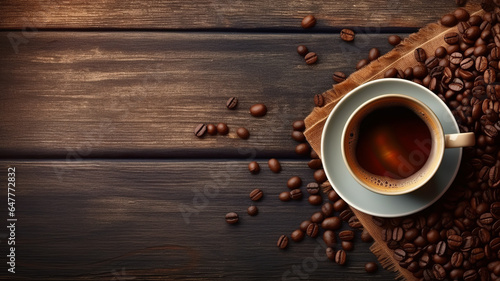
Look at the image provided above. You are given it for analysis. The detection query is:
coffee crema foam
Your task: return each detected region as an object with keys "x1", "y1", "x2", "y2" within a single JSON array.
[{"x1": 344, "y1": 97, "x2": 443, "y2": 192}]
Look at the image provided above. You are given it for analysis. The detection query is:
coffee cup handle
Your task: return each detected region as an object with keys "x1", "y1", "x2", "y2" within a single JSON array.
[{"x1": 445, "y1": 132, "x2": 475, "y2": 148}]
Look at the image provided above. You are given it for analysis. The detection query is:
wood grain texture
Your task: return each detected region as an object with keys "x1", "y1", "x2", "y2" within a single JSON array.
[
  {"x1": 0, "y1": 0, "x2": 474, "y2": 30},
  {"x1": 0, "y1": 160, "x2": 395, "y2": 280},
  {"x1": 0, "y1": 32, "x2": 407, "y2": 159}
]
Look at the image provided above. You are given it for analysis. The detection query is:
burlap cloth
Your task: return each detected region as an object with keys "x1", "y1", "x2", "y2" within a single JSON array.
[{"x1": 304, "y1": 4, "x2": 484, "y2": 280}]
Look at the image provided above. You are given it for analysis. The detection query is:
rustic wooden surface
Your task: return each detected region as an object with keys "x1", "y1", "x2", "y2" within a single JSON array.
[{"x1": 0, "y1": 0, "x2": 476, "y2": 280}]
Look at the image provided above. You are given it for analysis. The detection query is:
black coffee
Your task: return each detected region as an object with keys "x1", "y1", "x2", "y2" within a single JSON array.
[{"x1": 355, "y1": 106, "x2": 432, "y2": 179}]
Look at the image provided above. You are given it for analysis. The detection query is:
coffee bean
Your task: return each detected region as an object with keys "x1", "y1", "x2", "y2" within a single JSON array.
[
  {"x1": 433, "y1": 264, "x2": 446, "y2": 280},
  {"x1": 384, "y1": 67, "x2": 398, "y2": 78},
  {"x1": 341, "y1": 241, "x2": 354, "y2": 251},
  {"x1": 236, "y1": 127, "x2": 250, "y2": 139},
  {"x1": 291, "y1": 130, "x2": 306, "y2": 142},
  {"x1": 368, "y1": 47, "x2": 380, "y2": 61},
  {"x1": 314, "y1": 93, "x2": 324, "y2": 107},
  {"x1": 480, "y1": 212, "x2": 494, "y2": 224},
  {"x1": 249, "y1": 103, "x2": 267, "y2": 117},
  {"x1": 372, "y1": 216, "x2": 386, "y2": 227},
  {"x1": 392, "y1": 227, "x2": 404, "y2": 242},
  {"x1": 340, "y1": 29, "x2": 355, "y2": 42},
  {"x1": 348, "y1": 216, "x2": 362, "y2": 229},
  {"x1": 425, "y1": 56, "x2": 439, "y2": 69},
  {"x1": 474, "y1": 44, "x2": 488, "y2": 56},
  {"x1": 322, "y1": 230, "x2": 336, "y2": 247},
  {"x1": 356, "y1": 58, "x2": 370, "y2": 70},
  {"x1": 226, "y1": 97, "x2": 238, "y2": 109},
  {"x1": 464, "y1": 26, "x2": 481, "y2": 41},
  {"x1": 305, "y1": 182, "x2": 319, "y2": 195},
  {"x1": 381, "y1": 228, "x2": 392, "y2": 242},
  {"x1": 339, "y1": 230, "x2": 354, "y2": 241},
  {"x1": 333, "y1": 198, "x2": 347, "y2": 211},
  {"x1": 321, "y1": 203, "x2": 334, "y2": 217},
  {"x1": 491, "y1": 202, "x2": 500, "y2": 219},
  {"x1": 332, "y1": 71, "x2": 347, "y2": 83},
  {"x1": 321, "y1": 216, "x2": 341, "y2": 230},
  {"x1": 327, "y1": 189, "x2": 339, "y2": 202},
  {"x1": 445, "y1": 32, "x2": 460, "y2": 45},
  {"x1": 490, "y1": 237, "x2": 500, "y2": 251},
  {"x1": 435, "y1": 240, "x2": 447, "y2": 256},
  {"x1": 404, "y1": 67, "x2": 414, "y2": 79},
  {"x1": 279, "y1": 191, "x2": 291, "y2": 202},
  {"x1": 448, "y1": 234, "x2": 463, "y2": 249},
  {"x1": 334, "y1": 249, "x2": 347, "y2": 265},
  {"x1": 454, "y1": 8, "x2": 470, "y2": 21},
  {"x1": 194, "y1": 123, "x2": 207, "y2": 137},
  {"x1": 460, "y1": 57, "x2": 474, "y2": 70},
  {"x1": 249, "y1": 188, "x2": 263, "y2": 201},
  {"x1": 206, "y1": 123, "x2": 217, "y2": 135},
  {"x1": 301, "y1": 15, "x2": 316, "y2": 29},
  {"x1": 287, "y1": 176, "x2": 302, "y2": 190},
  {"x1": 305, "y1": 52, "x2": 318, "y2": 65},
  {"x1": 314, "y1": 169, "x2": 327, "y2": 183},
  {"x1": 268, "y1": 158, "x2": 281, "y2": 173},
  {"x1": 394, "y1": 249, "x2": 407, "y2": 261},
  {"x1": 388, "y1": 35, "x2": 402, "y2": 46},
  {"x1": 297, "y1": 45, "x2": 308, "y2": 56},
  {"x1": 481, "y1": 0, "x2": 495, "y2": 11},
  {"x1": 413, "y1": 65, "x2": 428, "y2": 78},
  {"x1": 292, "y1": 120, "x2": 305, "y2": 131},
  {"x1": 306, "y1": 222, "x2": 319, "y2": 237},
  {"x1": 463, "y1": 269, "x2": 478, "y2": 281},
  {"x1": 427, "y1": 229, "x2": 441, "y2": 244},
  {"x1": 326, "y1": 247, "x2": 336, "y2": 261},
  {"x1": 277, "y1": 234, "x2": 289, "y2": 249},
  {"x1": 225, "y1": 212, "x2": 239, "y2": 224},
  {"x1": 450, "y1": 52, "x2": 463, "y2": 65},
  {"x1": 308, "y1": 159, "x2": 322, "y2": 169},
  {"x1": 247, "y1": 205, "x2": 258, "y2": 216},
  {"x1": 300, "y1": 220, "x2": 311, "y2": 232},
  {"x1": 289, "y1": 189, "x2": 303, "y2": 200},
  {"x1": 295, "y1": 143, "x2": 310, "y2": 156},
  {"x1": 484, "y1": 124, "x2": 498, "y2": 138},
  {"x1": 441, "y1": 14, "x2": 458, "y2": 27},
  {"x1": 469, "y1": 15, "x2": 482, "y2": 26},
  {"x1": 435, "y1": 46, "x2": 447, "y2": 58},
  {"x1": 450, "y1": 78, "x2": 465, "y2": 92},
  {"x1": 484, "y1": 68, "x2": 496, "y2": 84},
  {"x1": 248, "y1": 161, "x2": 260, "y2": 174},
  {"x1": 308, "y1": 195, "x2": 322, "y2": 206},
  {"x1": 475, "y1": 56, "x2": 489, "y2": 72},
  {"x1": 451, "y1": 251, "x2": 464, "y2": 267},
  {"x1": 414, "y1": 48, "x2": 427, "y2": 63},
  {"x1": 361, "y1": 229, "x2": 373, "y2": 242},
  {"x1": 291, "y1": 229, "x2": 304, "y2": 242}
]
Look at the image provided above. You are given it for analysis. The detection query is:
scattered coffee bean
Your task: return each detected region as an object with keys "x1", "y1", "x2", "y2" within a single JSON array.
[
  {"x1": 206, "y1": 123, "x2": 217, "y2": 135},
  {"x1": 341, "y1": 241, "x2": 354, "y2": 251},
  {"x1": 287, "y1": 176, "x2": 302, "y2": 189},
  {"x1": 306, "y1": 182, "x2": 320, "y2": 195},
  {"x1": 327, "y1": 190, "x2": 339, "y2": 202},
  {"x1": 310, "y1": 211, "x2": 325, "y2": 223},
  {"x1": 445, "y1": 32, "x2": 460, "y2": 45},
  {"x1": 216, "y1": 123, "x2": 229, "y2": 135},
  {"x1": 291, "y1": 229, "x2": 304, "y2": 242},
  {"x1": 279, "y1": 191, "x2": 291, "y2": 202},
  {"x1": 314, "y1": 94, "x2": 324, "y2": 107},
  {"x1": 308, "y1": 159, "x2": 322, "y2": 169},
  {"x1": 305, "y1": 52, "x2": 318, "y2": 65},
  {"x1": 333, "y1": 71, "x2": 347, "y2": 83},
  {"x1": 236, "y1": 127, "x2": 250, "y2": 139},
  {"x1": 388, "y1": 35, "x2": 402, "y2": 46},
  {"x1": 368, "y1": 47, "x2": 380, "y2": 61},
  {"x1": 194, "y1": 123, "x2": 207, "y2": 137},
  {"x1": 301, "y1": 15, "x2": 316, "y2": 29},
  {"x1": 441, "y1": 14, "x2": 458, "y2": 27},
  {"x1": 340, "y1": 29, "x2": 355, "y2": 42},
  {"x1": 225, "y1": 212, "x2": 239, "y2": 224},
  {"x1": 249, "y1": 103, "x2": 267, "y2": 117},
  {"x1": 453, "y1": 8, "x2": 470, "y2": 22},
  {"x1": 356, "y1": 58, "x2": 370, "y2": 70},
  {"x1": 414, "y1": 48, "x2": 427, "y2": 62},
  {"x1": 435, "y1": 46, "x2": 447, "y2": 58},
  {"x1": 306, "y1": 222, "x2": 319, "y2": 238},
  {"x1": 361, "y1": 229, "x2": 373, "y2": 242},
  {"x1": 313, "y1": 169, "x2": 327, "y2": 183},
  {"x1": 295, "y1": 143, "x2": 311, "y2": 156},
  {"x1": 268, "y1": 158, "x2": 281, "y2": 173},
  {"x1": 308, "y1": 195, "x2": 322, "y2": 206},
  {"x1": 249, "y1": 189, "x2": 263, "y2": 201},
  {"x1": 297, "y1": 45, "x2": 308, "y2": 56},
  {"x1": 322, "y1": 217, "x2": 341, "y2": 230},
  {"x1": 300, "y1": 220, "x2": 311, "y2": 232},
  {"x1": 292, "y1": 120, "x2": 305, "y2": 131},
  {"x1": 321, "y1": 203, "x2": 334, "y2": 217},
  {"x1": 226, "y1": 97, "x2": 238, "y2": 109},
  {"x1": 365, "y1": 262, "x2": 378, "y2": 273},
  {"x1": 291, "y1": 130, "x2": 306, "y2": 142},
  {"x1": 335, "y1": 249, "x2": 347, "y2": 265},
  {"x1": 339, "y1": 230, "x2": 355, "y2": 241},
  {"x1": 248, "y1": 161, "x2": 260, "y2": 174},
  {"x1": 323, "y1": 230, "x2": 336, "y2": 247},
  {"x1": 326, "y1": 247, "x2": 336, "y2": 261},
  {"x1": 277, "y1": 235, "x2": 289, "y2": 249},
  {"x1": 290, "y1": 189, "x2": 303, "y2": 200},
  {"x1": 247, "y1": 205, "x2": 258, "y2": 216}
]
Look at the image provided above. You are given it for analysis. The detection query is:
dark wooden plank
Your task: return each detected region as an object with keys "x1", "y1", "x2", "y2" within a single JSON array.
[
  {"x1": 0, "y1": 160, "x2": 395, "y2": 280},
  {"x1": 0, "y1": 0, "x2": 477, "y2": 30},
  {"x1": 0, "y1": 32, "x2": 407, "y2": 158}
]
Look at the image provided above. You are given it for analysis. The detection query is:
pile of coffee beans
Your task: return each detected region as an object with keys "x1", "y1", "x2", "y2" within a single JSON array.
[{"x1": 362, "y1": 5, "x2": 500, "y2": 280}]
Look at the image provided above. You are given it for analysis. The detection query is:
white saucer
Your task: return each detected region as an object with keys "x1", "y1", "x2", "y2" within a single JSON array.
[{"x1": 321, "y1": 78, "x2": 462, "y2": 217}]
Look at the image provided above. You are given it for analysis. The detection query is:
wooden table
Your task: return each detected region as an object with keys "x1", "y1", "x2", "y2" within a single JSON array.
[{"x1": 0, "y1": 1, "x2": 473, "y2": 280}]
